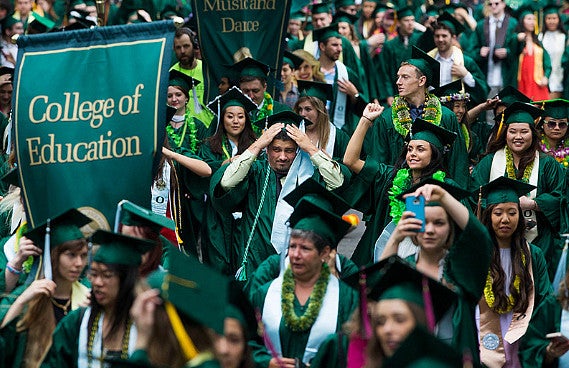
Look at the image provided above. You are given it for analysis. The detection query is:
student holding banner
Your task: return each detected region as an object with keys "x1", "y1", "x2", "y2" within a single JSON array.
[
  {"x1": 42, "y1": 230, "x2": 154, "y2": 368},
  {"x1": 0, "y1": 209, "x2": 91, "y2": 368}
]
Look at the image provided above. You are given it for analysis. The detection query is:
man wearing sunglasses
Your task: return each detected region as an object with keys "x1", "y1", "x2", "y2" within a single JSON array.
[
  {"x1": 535, "y1": 99, "x2": 569, "y2": 168},
  {"x1": 470, "y1": 0, "x2": 519, "y2": 101}
]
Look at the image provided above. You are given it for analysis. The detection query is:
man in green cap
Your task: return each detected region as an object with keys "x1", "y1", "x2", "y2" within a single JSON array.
[
  {"x1": 368, "y1": 46, "x2": 470, "y2": 187},
  {"x1": 170, "y1": 27, "x2": 214, "y2": 126},
  {"x1": 314, "y1": 24, "x2": 368, "y2": 136},
  {"x1": 429, "y1": 12, "x2": 489, "y2": 107},
  {"x1": 249, "y1": 178, "x2": 358, "y2": 368},
  {"x1": 472, "y1": 101, "x2": 566, "y2": 280},
  {"x1": 231, "y1": 57, "x2": 291, "y2": 131},
  {"x1": 378, "y1": 6, "x2": 422, "y2": 104},
  {"x1": 210, "y1": 111, "x2": 350, "y2": 281}
]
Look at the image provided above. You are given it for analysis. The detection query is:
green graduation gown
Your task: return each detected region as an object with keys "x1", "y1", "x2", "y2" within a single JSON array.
[
  {"x1": 244, "y1": 253, "x2": 359, "y2": 298},
  {"x1": 471, "y1": 152, "x2": 566, "y2": 281},
  {"x1": 210, "y1": 159, "x2": 351, "y2": 279},
  {"x1": 309, "y1": 332, "x2": 349, "y2": 368},
  {"x1": 249, "y1": 277, "x2": 358, "y2": 368},
  {"x1": 508, "y1": 36, "x2": 552, "y2": 91},
  {"x1": 41, "y1": 307, "x2": 85, "y2": 368},
  {"x1": 368, "y1": 104, "x2": 471, "y2": 187}
]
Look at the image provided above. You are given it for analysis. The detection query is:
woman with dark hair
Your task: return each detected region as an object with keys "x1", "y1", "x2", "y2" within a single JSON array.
[
  {"x1": 512, "y1": 5, "x2": 552, "y2": 101},
  {"x1": 535, "y1": 99, "x2": 569, "y2": 169},
  {"x1": 471, "y1": 102, "x2": 565, "y2": 280},
  {"x1": 41, "y1": 230, "x2": 154, "y2": 368},
  {"x1": 539, "y1": 5, "x2": 566, "y2": 99},
  {"x1": 477, "y1": 177, "x2": 555, "y2": 367},
  {"x1": 0, "y1": 209, "x2": 92, "y2": 368},
  {"x1": 200, "y1": 87, "x2": 257, "y2": 275},
  {"x1": 343, "y1": 103, "x2": 459, "y2": 266},
  {"x1": 294, "y1": 80, "x2": 351, "y2": 161}
]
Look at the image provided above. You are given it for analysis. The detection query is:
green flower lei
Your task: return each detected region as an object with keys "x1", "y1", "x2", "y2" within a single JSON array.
[
  {"x1": 461, "y1": 124, "x2": 470, "y2": 151},
  {"x1": 388, "y1": 169, "x2": 446, "y2": 224},
  {"x1": 281, "y1": 263, "x2": 330, "y2": 332},
  {"x1": 166, "y1": 111, "x2": 199, "y2": 153},
  {"x1": 505, "y1": 146, "x2": 534, "y2": 183},
  {"x1": 392, "y1": 93, "x2": 442, "y2": 137},
  {"x1": 252, "y1": 92, "x2": 274, "y2": 136}
]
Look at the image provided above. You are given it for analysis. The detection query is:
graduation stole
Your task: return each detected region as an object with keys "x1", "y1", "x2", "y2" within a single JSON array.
[
  {"x1": 478, "y1": 244, "x2": 535, "y2": 368},
  {"x1": 391, "y1": 94, "x2": 442, "y2": 137},
  {"x1": 490, "y1": 148, "x2": 539, "y2": 242},
  {"x1": 517, "y1": 43, "x2": 544, "y2": 84},
  {"x1": 427, "y1": 46, "x2": 465, "y2": 82},
  {"x1": 332, "y1": 61, "x2": 349, "y2": 130}
]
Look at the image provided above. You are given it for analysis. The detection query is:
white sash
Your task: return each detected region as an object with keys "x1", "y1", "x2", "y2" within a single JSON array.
[
  {"x1": 490, "y1": 148, "x2": 539, "y2": 242},
  {"x1": 332, "y1": 61, "x2": 349, "y2": 130},
  {"x1": 325, "y1": 123, "x2": 336, "y2": 157},
  {"x1": 262, "y1": 272, "x2": 339, "y2": 364},
  {"x1": 270, "y1": 151, "x2": 314, "y2": 253},
  {"x1": 78, "y1": 308, "x2": 138, "y2": 368}
]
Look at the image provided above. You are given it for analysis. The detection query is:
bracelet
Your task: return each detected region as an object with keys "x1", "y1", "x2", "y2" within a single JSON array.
[
  {"x1": 362, "y1": 115, "x2": 374, "y2": 123},
  {"x1": 6, "y1": 262, "x2": 23, "y2": 275}
]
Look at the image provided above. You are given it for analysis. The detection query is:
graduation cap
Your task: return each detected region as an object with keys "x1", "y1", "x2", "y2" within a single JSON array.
[
  {"x1": 67, "y1": 8, "x2": 97, "y2": 29},
  {"x1": 383, "y1": 327, "x2": 478, "y2": 368},
  {"x1": 91, "y1": 230, "x2": 155, "y2": 266},
  {"x1": 289, "y1": 9, "x2": 308, "y2": 21},
  {"x1": 1, "y1": 16, "x2": 21, "y2": 29},
  {"x1": 495, "y1": 86, "x2": 531, "y2": 107},
  {"x1": 24, "y1": 208, "x2": 93, "y2": 281},
  {"x1": 119, "y1": 200, "x2": 175, "y2": 233},
  {"x1": 433, "y1": 79, "x2": 470, "y2": 103},
  {"x1": 312, "y1": 24, "x2": 341, "y2": 42},
  {"x1": 282, "y1": 50, "x2": 304, "y2": 70},
  {"x1": 335, "y1": 0, "x2": 356, "y2": 8},
  {"x1": 146, "y1": 250, "x2": 229, "y2": 335},
  {"x1": 407, "y1": 46, "x2": 440, "y2": 88},
  {"x1": 24, "y1": 208, "x2": 92, "y2": 250},
  {"x1": 311, "y1": 1, "x2": 332, "y2": 15},
  {"x1": 534, "y1": 98, "x2": 569, "y2": 120},
  {"x1": 27, "y1": 13, "x2": 56, "y2": 34},
  {"x1": 0, "y1": 66, "x2": 14, "y2": 77},
  {"x1": 333, "y1": 10, "x2": 358, "y2": 25},
  {"x1": 544, "y1": 4, "x2": 561, "y2": 16},
  {"x1": 436, "y1": 11, "x2": 464, "y2": 36},
  {"x1": 232, "y1": 57, "x2": 270, "y2": 80},
  {"x1": 206, "y1": 86, "x2": 257, "y2": 118},
  {"x1": 342, "y1": 256, "x2": 458, "y2": 323},
  {"x1": 253, "y1": 110, "x2": 310, "y2": 130},
  {"x1": 515, "y1": 3, "x2": 537, "y2": 20},
  {"x1": 1, "y1": 167, "x2": 19, "y2": 188},
  {"x1": 396, "y1": 6, "x2": 414, "y2": 19},
  {"x1": 396, "y1": 177, "x2": 471, "y2": 202},
  {"x1": 425, "y1": 5, "x2": 440, "y2": 18},
  {"x1": 297, "y1": 80, "x2": 334, "y2": 104},
  {"x1": 285, "y1": 178, "x2": 351, "y2": 247},
  {"x1": 169, "y1": 69, "x2": 200, "y2": 93},
  {"x1": 408, "y1": 118, "x2": 456, "y2": 152},
  {"x1": 476, "y1": 176, "x2": 536, "y2": 206},
  {"x1": 501, "y1": 101, "x2": 543, "y2": 126}
]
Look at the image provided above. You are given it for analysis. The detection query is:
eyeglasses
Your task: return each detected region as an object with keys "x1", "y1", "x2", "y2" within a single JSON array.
[
  {"x1": 487, "y1": 1, "x2": 501, "y2": 6},
  {"x1": 87, "y1": 270, "x2": 117, "y2": 282},
  {"x1": 546, "y1": 120, "x2": 568, "y2": 129}
]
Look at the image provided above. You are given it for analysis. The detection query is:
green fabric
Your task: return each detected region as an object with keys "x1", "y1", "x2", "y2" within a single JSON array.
[
  {"x1": 368, "y1": 105, "x2": 470, "y2": 187},
  {"x1": 41, "y1": 307, "x2": 86, "y2": 368},
  {"x1": 471, "y1": 152, "x2": 566, "y2": 280},
  {"x1": 120, "y1": 201, "x2": 175, "y2": 232},
  {"x1": 244, "y1": 253, "x2": 358, "y2": 299},
  {"x1": 0, "y1": 318, "x2": 28, "y2": 368},
  {"x1": 210, "y1": 159, "x2": 352, "y2": 278},
  {"x1": 250, "y1": 278, "x2": 358, "y2": 367},
  {"x1": 92, "y1": 230, "x2": 154, "y2": 266},
  {"x1": 309, "y1": 332, "x2": 349, "y2": 368},
  {"x1": 329, "y1": 63, "x2": 368, "y2": 137}
]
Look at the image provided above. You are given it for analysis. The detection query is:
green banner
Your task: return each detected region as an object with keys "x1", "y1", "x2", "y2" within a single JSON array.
[
  {"x1": 14, "y1": 21, "x2": 174, "y2": 229},
  {"x1": 190, "y1": 0, "x2": 293, "y2": 102}
]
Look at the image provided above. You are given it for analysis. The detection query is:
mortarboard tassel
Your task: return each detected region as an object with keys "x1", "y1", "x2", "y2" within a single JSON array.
[
  {"x1": 192, "y1": 84, "x2": 202, "y2": 114},
  {"x1": 476, "y1": 187, "x2": 483, "y2": 220},
  {"x1": 256, "y1": 309, "x2": 286, "y2": 368},
  {"x1": 346, "y1": 270, "x2": 372, "y2": 368},
  {"x1": 44, "y1": 218, "x2": 52, "y2": 281},
  {"x1": 422, "y1": 277, "x2": 436, "y2": 332},
  {"x1": 495, "y1": 112, "x2": 505, "y2": 141},
  {"x1": 114, "y1": 200, "x2": 125, "y2": 232},
  {"x1": 165, "y1": 301, "x2": 200, "y2": 361}
]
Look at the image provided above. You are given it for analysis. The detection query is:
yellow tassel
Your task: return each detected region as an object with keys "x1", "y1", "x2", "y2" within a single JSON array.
[
  {"x1": 495, "y1": 112, "x2": 505, "y2": 141},
  {"x1": 165, "y1": 301, "x2": 199, "y2": 361}
]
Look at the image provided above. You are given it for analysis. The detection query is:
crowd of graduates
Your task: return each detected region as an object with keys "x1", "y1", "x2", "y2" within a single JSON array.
[{"x1": 1, "y1": 0, "x2": 569, "y2": 367}]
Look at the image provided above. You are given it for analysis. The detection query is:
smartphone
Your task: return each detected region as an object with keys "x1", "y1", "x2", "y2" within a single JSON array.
[
  {"x1": 546, "y1": 332, "x2": 569, "y2": 344},
  {"x1": 405, "y1": 195, "x2": 425, "y2": 232}
]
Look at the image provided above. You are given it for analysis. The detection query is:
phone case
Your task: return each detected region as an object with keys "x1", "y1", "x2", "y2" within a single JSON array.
[{"x1": 405, "y1": 195, "x2": 425, "y2": 232}]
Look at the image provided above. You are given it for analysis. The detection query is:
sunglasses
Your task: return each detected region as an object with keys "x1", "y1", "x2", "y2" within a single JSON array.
[
  {"x1": 487, "y1": 1, "x2": 501, "y2": 6},
  {"x1": 546, "y1": 120, "x2": 568, "y2": 129}
]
